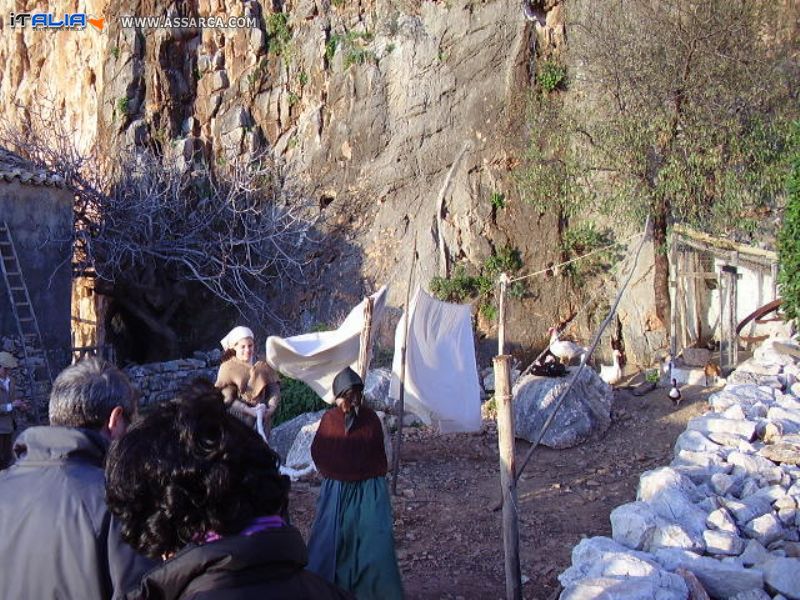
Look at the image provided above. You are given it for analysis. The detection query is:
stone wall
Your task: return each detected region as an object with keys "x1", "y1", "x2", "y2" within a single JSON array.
[
  {"x1": 124, "y1": 351, "x2": 220, "y2": 408},
  {"x1": 559, "y1": 337, "x2": 800, "y2": 600}
]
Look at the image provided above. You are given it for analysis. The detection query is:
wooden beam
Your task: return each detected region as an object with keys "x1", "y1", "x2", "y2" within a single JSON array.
[{"x1": 673, "y1": 224, "x2": 777, "y2": 262}]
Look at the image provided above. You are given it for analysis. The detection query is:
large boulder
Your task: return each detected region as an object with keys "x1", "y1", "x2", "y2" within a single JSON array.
[
  {"x1": 268, "y1": 409, "x2": 328, "y2": 463},
  {"x1": 558, "y1": 537, "x2": 688, "y2": 600},
  {"x1": 512, "y1": 368, "x2": 614, "y2": 449},
  {"x1": 285, "y1": 418, "x2": 321, "y2": 470},
  {"x1": 636, "y1": 468, "x2": 709, "y2": 543},
  {"x1": 364, "y1": 368, "x2": 392, "y2": 411},
  {"x1": 363, "y1": 368, "x2": 424, "y2": 426}
]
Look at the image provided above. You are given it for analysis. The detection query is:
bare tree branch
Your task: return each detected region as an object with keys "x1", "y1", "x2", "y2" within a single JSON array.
[{"x1": 0, "y1": 101, "x2": 316, "y2": 342}]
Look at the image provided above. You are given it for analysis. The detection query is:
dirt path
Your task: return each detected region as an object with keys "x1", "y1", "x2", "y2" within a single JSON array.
[{"x1": 289, "y1": 384, "x2": 714, "y2": 599}]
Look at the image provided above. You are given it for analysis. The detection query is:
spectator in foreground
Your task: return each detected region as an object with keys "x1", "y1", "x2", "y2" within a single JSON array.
[
  {"x1": 0, "y1": 357, "x2": 154, "y2": 599},
  {"x1": 105, "y1": 379, "x2": 352, "y2": 600}
]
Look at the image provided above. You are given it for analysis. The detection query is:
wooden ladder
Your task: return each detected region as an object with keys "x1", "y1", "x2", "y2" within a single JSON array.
[{"x1": 0, "y1": 221, "x2": 53, "y2": 422}]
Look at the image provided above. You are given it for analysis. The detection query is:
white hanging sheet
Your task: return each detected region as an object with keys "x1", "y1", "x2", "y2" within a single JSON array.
[
  {"x1": 265, "y1": 286, "x2": 388, "y2": 403},
  {"x1": 390, "y1": 288, "x2": 481, "y2": 433}
]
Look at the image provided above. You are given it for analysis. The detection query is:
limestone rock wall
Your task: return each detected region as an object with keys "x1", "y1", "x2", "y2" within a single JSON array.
[{"x1": 0, "y1": 0, "x2": 660, "y2": 364}]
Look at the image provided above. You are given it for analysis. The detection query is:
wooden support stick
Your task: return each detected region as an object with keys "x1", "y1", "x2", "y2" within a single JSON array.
[
  {"x1": 358, "y1": 296, "x2": 374, "y2": 384},
  {"x1": 495, "y1": 355, "x2": 522, "y2": 600},
  {"x1": 392, "y1": 235, "x2": 418, "y2": 495}
]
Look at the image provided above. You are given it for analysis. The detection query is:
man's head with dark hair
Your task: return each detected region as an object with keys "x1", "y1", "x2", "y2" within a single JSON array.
[
  {"x1": 105, "y1": 379, "x2": 290, "y2": 559},
  {"x1": 48, "y1": 357, "x2": 135, "y2": 436}
]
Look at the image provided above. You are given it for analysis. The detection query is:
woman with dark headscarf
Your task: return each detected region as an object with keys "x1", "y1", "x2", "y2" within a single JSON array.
[
  {"x1": 105, "y1": 380, "x2": 352, "y2": 600},
  {"x1": 307, "y1": 367, "x2": 404, "y2": 600}
]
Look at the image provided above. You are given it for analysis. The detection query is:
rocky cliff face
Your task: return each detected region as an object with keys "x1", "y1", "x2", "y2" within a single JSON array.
[{"x1": 0, "y1": 0, "x2": 657, "y2": 364}]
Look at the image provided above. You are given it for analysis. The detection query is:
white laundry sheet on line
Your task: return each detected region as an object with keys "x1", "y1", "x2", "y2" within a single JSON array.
[
  {"x1": 265, "y1": 286, "x2": 388, "y2": 404},
  {"x1": 390, "y1": 287, "x2": 481, "y2": 433}
]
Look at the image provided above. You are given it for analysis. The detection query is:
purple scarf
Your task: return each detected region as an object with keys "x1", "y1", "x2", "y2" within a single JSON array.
[{"x1": 201, "y1": 515, "x2": 286, "y2": 544}]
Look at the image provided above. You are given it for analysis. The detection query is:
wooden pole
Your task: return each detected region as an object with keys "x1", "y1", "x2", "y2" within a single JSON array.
[
  {"x1": 494, "y1": 355, "x2": 522, "y2": 600},
  {"x1": 358, "y1": 296, "x2": 374, "y2": 384},
  {"x1": 392, "y1": 235, "x2": 417, "y2": 495},
  {"x1": 498, "y1": 273, "x2": 509, "y2": 356},
  {"x1": 669, "y1": 235, "x2": 678, "y2": 358}
]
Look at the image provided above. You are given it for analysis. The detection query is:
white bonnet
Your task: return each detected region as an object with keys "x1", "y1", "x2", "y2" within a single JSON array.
[{"x1": 220, "y1": 326, "x2": 255, "y2": 350}]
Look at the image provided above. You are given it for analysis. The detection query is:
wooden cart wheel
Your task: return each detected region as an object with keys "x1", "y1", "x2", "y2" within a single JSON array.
[{"x1": 736, "y1": 298, "x2": 783, "y2": 344}]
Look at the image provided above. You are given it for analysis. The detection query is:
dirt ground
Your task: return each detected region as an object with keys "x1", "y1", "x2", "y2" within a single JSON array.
[{"x1": 289, "y1": 384, "x2": 715, "y2": 600}]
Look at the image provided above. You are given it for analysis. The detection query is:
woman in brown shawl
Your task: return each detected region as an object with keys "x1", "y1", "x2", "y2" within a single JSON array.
[{"x1": 215, "y1": 326, "x2": 281, "y2": 436}]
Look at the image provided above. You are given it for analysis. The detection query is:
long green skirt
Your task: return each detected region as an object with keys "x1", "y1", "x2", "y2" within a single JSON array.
[{"x1": 308, "y1": 477, "x2": 404, "y2": 599}]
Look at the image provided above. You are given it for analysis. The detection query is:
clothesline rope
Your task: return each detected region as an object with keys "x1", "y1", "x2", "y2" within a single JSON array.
[{"x1": 507, "y1": 231, "x2": 646, "y2": 284}]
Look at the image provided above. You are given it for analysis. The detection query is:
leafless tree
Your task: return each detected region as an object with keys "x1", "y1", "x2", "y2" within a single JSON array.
[{"x1": 1, "y1": 102, "x2": 315, "y2": 359}]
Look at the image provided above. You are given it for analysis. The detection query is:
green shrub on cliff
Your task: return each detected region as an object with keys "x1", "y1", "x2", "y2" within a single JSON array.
[{"x1": 778, "y1": 122, "x2": 800, "y2": 329}]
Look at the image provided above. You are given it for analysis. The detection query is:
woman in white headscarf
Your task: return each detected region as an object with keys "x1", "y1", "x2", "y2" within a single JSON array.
[{"x1": 215, "y1": 326, "x2": 281, "y2": 436}]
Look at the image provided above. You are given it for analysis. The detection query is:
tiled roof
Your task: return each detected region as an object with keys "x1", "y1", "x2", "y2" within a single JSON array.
[{"x1": 0, "y1": 147, "x2": 66, "y2": 188}]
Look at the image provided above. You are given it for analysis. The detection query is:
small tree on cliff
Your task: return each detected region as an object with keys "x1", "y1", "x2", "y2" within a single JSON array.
[
  {"x1": 0, "y1": 104, "x2": 313, "y2": 361},
  {"x1": 519, "y1": 0, "x2": 798, "y2": 330}
]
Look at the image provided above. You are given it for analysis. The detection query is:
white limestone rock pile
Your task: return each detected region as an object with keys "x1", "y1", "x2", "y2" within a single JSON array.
[{"x1": 559, "y1": 337, "x2": 800, "y2": 600}]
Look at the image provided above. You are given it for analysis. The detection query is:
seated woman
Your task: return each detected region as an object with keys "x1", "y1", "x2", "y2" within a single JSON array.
[
  {"x1": 215, "y1": 326, "x2": 280, "y2": 436},
  {"x1": 307, "y1": 367, "x2": 404, "y2": 600},
  {"x1": 105, "y1": 380, "x2": 352, "y2": 600}
]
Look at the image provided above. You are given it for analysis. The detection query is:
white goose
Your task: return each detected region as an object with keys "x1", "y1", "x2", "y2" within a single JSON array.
[
  {"x1": 600, "y1": 349, "x2": 623, "y2": 386},
  {"x1": 548, "y1": 327, "x2": 588, "y2": 365}
]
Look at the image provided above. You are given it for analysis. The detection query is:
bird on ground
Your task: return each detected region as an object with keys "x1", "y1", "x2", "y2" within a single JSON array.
[
  {"x1": 704, "y1": 362, "x2": 721, "y2": 387},
  {"x1": 600, "y1": 349, "x2": 623, "y2": 386},
  {"x1": 548, "y1": 327, "x2": 588, "y2": 365},
  {"x1": 669, "y1": 378, "x2": 682, "y2": 406}
]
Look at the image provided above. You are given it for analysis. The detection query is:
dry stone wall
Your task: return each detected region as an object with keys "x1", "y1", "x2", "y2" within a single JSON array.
[
  {"x1": 559, "y1": 337, "x2": 800, "y2": 600},
  {"x1": 124, "y1": 350, "x2": 220, "y2": 407}
]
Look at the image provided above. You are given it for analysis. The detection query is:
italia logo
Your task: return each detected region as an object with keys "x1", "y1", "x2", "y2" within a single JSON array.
[{"x1": 7, "y1": 12, "x2": 105, "y2": 30}]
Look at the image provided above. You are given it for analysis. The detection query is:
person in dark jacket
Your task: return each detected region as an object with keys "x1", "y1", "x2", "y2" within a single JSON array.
[
  {"x1": 0, "y1": 357, "x2": 155, "y2": 600},
  {"x1": 105, "y1": 379, "x2": 352, "y2": 600}
]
